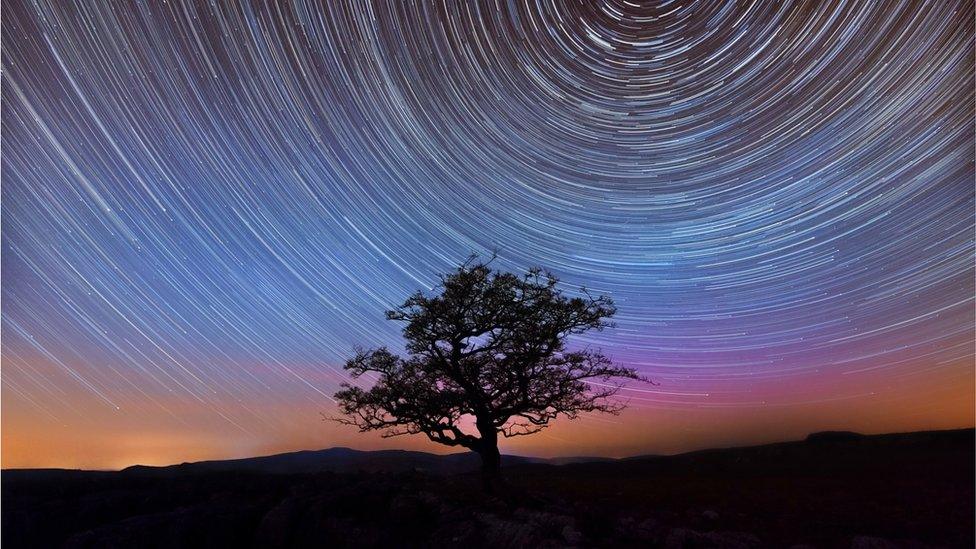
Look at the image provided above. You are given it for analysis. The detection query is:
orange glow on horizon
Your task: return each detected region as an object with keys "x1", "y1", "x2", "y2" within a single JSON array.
[{"x1": 4, "y1": 358, "x2": 972, "y2": 470}]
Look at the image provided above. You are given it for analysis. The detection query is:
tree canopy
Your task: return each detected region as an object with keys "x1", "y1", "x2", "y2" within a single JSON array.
[{"x1": 333, "y1": 258, "x2": 646, "y2": 483}]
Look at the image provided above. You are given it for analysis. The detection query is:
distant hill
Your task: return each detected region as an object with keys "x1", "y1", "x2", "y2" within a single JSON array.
[
  {"x1": 120, "y1": 447, "x2": 545, "y2": 476},
  {"x1": 508, "y1": 427, "x2": 975, "y2": 480}
]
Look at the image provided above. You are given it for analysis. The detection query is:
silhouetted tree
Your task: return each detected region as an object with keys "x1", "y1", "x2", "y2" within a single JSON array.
[{"x1": 333, "y1": 257, "x2": 645, "y2": 489}]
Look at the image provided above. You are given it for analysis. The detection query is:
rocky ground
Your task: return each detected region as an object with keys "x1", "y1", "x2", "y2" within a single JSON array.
[{"x1": 3, "y1": 429, "x2": 973, "y2": 548}]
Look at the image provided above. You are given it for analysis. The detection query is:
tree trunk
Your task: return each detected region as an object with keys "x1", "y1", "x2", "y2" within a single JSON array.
[
  {"x1": 476, "y1": 417, "x2": 502, "y2": 492},
  {"x1": 479, "y1": 444, "x2": 501, "y2": 489}
]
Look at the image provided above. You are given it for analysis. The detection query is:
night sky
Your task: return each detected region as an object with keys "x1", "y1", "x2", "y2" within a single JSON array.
[{"x1": 2, "y1": 1, "x2": 973, "y2": 469}]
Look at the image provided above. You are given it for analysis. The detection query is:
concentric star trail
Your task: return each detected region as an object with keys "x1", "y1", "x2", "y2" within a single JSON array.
[{"x1": 2, "y1": 0, "x2": 973, "y2": 467}]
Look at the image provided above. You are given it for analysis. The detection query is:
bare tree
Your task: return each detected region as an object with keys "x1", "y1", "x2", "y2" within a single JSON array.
[{"x1": 333, "y1": 257, "x2": 646, "y2": 489}]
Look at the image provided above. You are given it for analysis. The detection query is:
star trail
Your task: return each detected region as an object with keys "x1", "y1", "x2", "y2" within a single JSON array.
[{"x1": 2, "y1": 1, "x2": 974, "y2": 468}]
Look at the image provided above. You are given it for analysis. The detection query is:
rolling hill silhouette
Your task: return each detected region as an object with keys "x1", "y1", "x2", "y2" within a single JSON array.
[{"x1": 120, "y1": 447, "x2": 547, "y2": 476}]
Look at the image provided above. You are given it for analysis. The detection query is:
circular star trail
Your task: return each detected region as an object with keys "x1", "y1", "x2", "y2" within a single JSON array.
[{"x1": 2, "y1": 1, "x2": 973, "y2": 460}]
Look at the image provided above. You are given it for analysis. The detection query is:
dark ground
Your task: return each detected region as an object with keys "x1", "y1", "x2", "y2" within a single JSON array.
[{"x1": 3, "y1": 429, "x2": 973, "y2": 548}]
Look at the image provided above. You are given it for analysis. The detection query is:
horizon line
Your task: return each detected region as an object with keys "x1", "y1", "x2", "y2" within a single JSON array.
[{"x1": 5, "y1": 425, "x2": 973, "y2": 473}]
